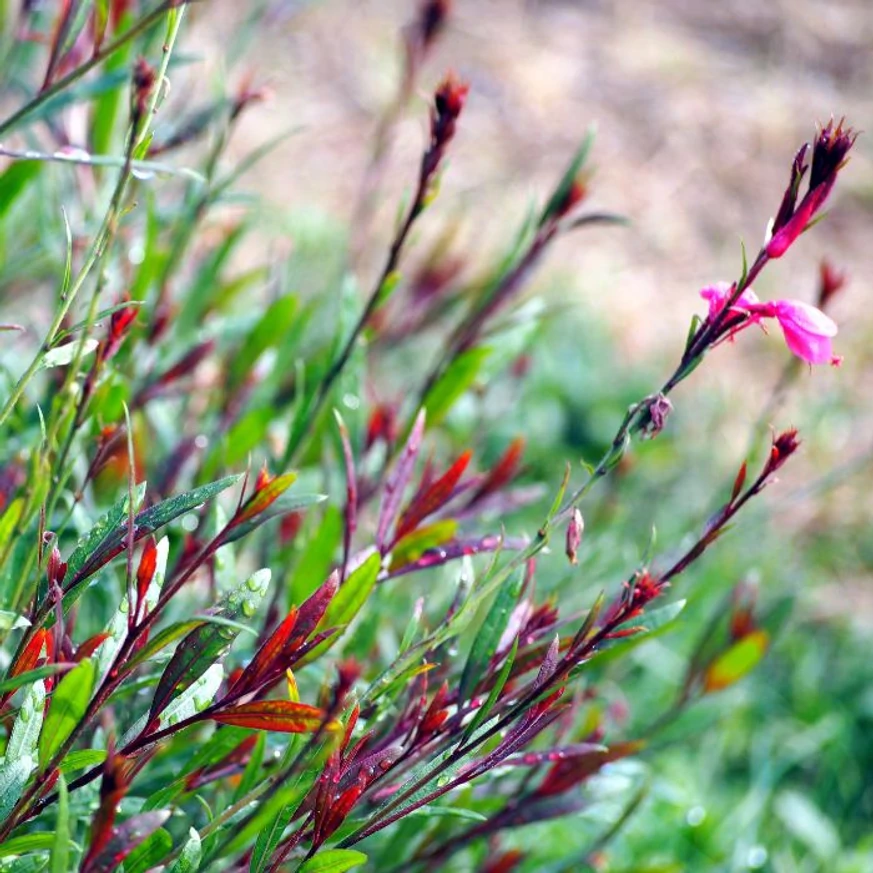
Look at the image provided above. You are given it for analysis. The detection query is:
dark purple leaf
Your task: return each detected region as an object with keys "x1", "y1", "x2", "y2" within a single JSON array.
[{"x1": 376, "y1": 409, "x2": 425, "y2": 550}]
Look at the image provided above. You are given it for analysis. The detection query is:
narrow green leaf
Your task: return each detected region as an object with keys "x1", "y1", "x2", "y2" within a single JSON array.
[
  {"x1": 704, "y1": 630, "x2": 769, "y2": 692},
  {"x1": 38, "y1": 659, "x2": 96, "y2": 770},
  {"x1": 539, "y1": 126, "x2": 596, "y2": 225},
  {"x1": 576, "y1": 599, "x2": 687, "y2": 673},
  {"x1": 64, "y1": 483, "x2": 147, "y2": 586},
  {"x1": 40, "y1": 339, "x2": 99, "y2": 369},
  {"x1": 299, "y1": 849, "x2": 368, "y2": 873},
  {"x1": 0, "y1": 161, "x2": 42, "y2": 219},
  {"x1": 123, "y1": 826, "x2": 173, "y2": 873},
  {"x1": 148, "y1": 570, "x2": 271, "y2": 722},
  {"x1": 462, "y1": 637, "x2": 517, "y2": 744},
  {"x1": 59, "y1": 749, "x2": 107, "y2": 774},
  {"x1": 459, "y1": 570, "x2": 523, "y2": 705},
  {"x1": 230, "y1": 294, "x2": 299, "y2": 390},
  {"x1": 219, "y1": 492, "x2": 326, "y2": 547},
  {"x1": 7, "y1": 681, "x2": 45, "y2": 762},
  {"x1": 422, "y1": 347, "x2": 491, "y2": 426},
  {"x1": 251, "y1": 801, "x2": 298, "y2": 873},
  {"x1": 70, "y1": 476, "x2": 239, "y2": 595},
  {"x1": 169, "y1": 828, "x2": 202, "y2": 873},
  {"x1": 407, "y1": 805, "x2": 487, "y2": 822},
  {"x1": 0, "y1": 833, "x2": 71, "y2": 859},
  {"x1": 0, "y1": 664, "x2": 68, "y2": 696},
  {"x1": 49, "y1": 775, "x2": 69, "y2": 873},
  {"x1": 296, "y1": 552, "x2": 381, "y2": 666}
]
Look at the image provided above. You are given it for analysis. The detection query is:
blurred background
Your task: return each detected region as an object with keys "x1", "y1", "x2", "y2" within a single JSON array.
[{"x1": 3, "y1": 0, "x2": 873, "y2": 870}]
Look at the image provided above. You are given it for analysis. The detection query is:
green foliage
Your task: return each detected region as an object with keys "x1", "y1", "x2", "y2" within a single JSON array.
[{"x1": 0, "y1": 4, "x2": 867, "y2": 873}]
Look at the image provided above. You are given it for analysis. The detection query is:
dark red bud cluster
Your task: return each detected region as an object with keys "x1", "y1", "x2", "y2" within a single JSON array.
[
  {"x1": 817, "y1": 259, "x2": 847, "y2": 310},
  {"x1": 422, "y1": 73, "x2": 469, "y2": 179},
  {"x1": 131, "y1": 57, "x2": 156, "y2": 127},
  {"x1": 766, "y1": 428, "x2": 801, "y2": 476}
]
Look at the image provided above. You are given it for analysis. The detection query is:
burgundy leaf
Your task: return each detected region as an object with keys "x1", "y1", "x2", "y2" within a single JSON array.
[
  {"x1": 229, "y1": 607, "x2": 299, "y2": 695},
  {"x1": 376, "y1": 409, "x2": 426, "y2": 551},
  {"x1": 81, "y1": 811, "x2": 169, "y2": 873},
  {"x1": 289, "y1": 570, "x2": 339, "y2": 650},
  {"x1": 393, "y1": 450, "x2": 472, "y2": 543}
]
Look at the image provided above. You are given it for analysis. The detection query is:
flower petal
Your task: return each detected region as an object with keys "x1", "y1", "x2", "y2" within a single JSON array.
[{"x1": 774, "y1": 300, "x2": 838, "y2": 337}]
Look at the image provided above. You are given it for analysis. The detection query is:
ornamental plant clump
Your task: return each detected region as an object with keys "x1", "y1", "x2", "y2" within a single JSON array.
[{"x1": 0, "y1": 3, "x2": 859, "y2": 872}]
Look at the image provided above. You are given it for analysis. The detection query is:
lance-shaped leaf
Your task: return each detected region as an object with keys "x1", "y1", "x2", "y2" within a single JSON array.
[
  {"x1": 39, "y1": 658, "x2": 96, "y2": 770},
  {"x1": 296, "y1": 553, "x2": 381, "y2": 667},
  {"x1": 7, "y1": 680, "x2": 46, "y2": 763},
  {"x1": 422, "y1": 347, "x2": 491, "y2": 427},
  {"x1": 0, "y1": 757, "x2": 33, "y2": 820},
  {"x1": 291, "y1": 570, "x2": 340, "y2": 647},
  {"x1": 299, "y1": 849, "x2": 368, "y2": 873},
  {"x1": 574, "y1": 599, "x2": 687, "y2": 673},
  {"x1": 459, "y1": 571, "x2": 524, "y2": 706},
  {"x1": 704, "y1": 630, "x2": 769, "y2": 693},
  {"x1": 393, "y1": 450, "x2": 472, "y2": 543},
  {"x1": 0, "y1": 629, "x2": 49, "y2": 707},
  {"x1": 539, "y1": 126, "x2": 595, "y2": 226},
  {"x1": 81, "y1": 811, "x2": 170, "y2": 873},
  {"x1": 386, "y1": 535, "x2": 527, "y2": 580},
  {"x1": 64, "y1": 484, "x2": 147, "y2": 589},
  {"x1": 377, "y1": 409, "x2": 426, "y2": 550},
  {"x1": 0, "y1": 664, "x2": 70, "y2": 703},
  {"x1": 335, "y1": 411, "x2": 358, "y2": 580},
  {"x1": 67, "y1": 476, "x2": 239, "y2": 596},
  {"x1": 388, "y1": 520, "x2": 457, "y2": 572},
  {"x1": 147, "y1": 569, "x2": 271, "y2": 724},
  {"x1": 168, "y1": 828, "x2": 202, "y2": 873},
  {"x1": 211, "y1": 700, "x2": 336, "y2": 733},
  {"x1": 462, "y1": 638, "x2": 518, "y2": 744},
  {"x1": 229, "y1": 607, "x2": 299, "y2": 695},
  {"x1": 220, "y1": 486, "x2": 325, "y2": 546}
]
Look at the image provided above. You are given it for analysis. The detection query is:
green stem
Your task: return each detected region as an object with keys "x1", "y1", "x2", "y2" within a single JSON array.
[{"x1": 0, "y1": 0, "x2": 188, "y2": 140}]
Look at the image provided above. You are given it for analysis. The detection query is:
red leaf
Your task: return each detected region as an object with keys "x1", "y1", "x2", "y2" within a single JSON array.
[
  {"x1": 229, "y1": 607, "x2": 299, "y2": 695},
  {"x1": 75, "y1": 632, "x2": 112, "y2": 662},
  {"x1": 234, "y1": 471, "x2": 298, "y2": 527},
  {"x1": 393, "y1": 450, "x2": 472, "y2": 542},
  {"x1": 731, "y1": 460, "x2": 748, "y2": 503},
  {"x1": 288, "y1": 570, "x2": 339, "y2": 651},
  {"x1": 0, "y1": 629, "x2": 49, "y2": 707},
  {"x1": 10, "y1": 629, "x2": 48, "y2": 678},
  {"x1": 136, "y1": 537, "x2": 157, "y2": 608},
  {"x1": 212, "y1": 700, "x2": 336, "y2": 733},
  {"x1": 470, "y1": 437, "x2": 525, "y2": 503},
  {"x1": 81, "y1": 811, "x2": 170, "y2": 873}
]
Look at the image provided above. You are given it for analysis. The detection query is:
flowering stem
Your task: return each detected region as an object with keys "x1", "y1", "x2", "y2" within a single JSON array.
[
  {"x1": 0, "y1": 0, "x2": 190, "y2": 140},
  {"x1": 283, "y1": 149, "x2": 434, "y2": 467}
]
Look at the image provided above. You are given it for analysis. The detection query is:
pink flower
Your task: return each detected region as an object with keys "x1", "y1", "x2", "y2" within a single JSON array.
[
  {"x1": 699, "y1": 283, "x2": 760, "y2": 319},
  {"x1": 771, "y1": 299, "x2": 838, "y2": 365},
  {"x1": 699, "y1": 285, "x2": 839, "y2": 365}
]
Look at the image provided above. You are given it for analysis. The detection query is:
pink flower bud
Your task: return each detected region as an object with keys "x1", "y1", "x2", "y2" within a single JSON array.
[{"x1": 565, "y1": 509, "x2": 584, "y2": 565}]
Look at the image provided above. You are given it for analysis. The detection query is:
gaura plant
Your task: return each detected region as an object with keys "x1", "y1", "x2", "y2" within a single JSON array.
[{"x1": 0, "y1": 1, "x2": 857, "y2": 871}]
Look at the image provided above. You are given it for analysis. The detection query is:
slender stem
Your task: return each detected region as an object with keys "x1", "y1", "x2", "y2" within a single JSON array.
[
  {"x1": 283, "y1": 146, "x2": 433, "y2": 467},
  {"x1": 0, "y1": 0, "x2": 191, "y2": 140}
]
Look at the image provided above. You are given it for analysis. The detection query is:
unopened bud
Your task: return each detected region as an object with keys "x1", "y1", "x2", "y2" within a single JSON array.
[{"x1": 565, "y1": 509, "x2": 584, "y2": 565}]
